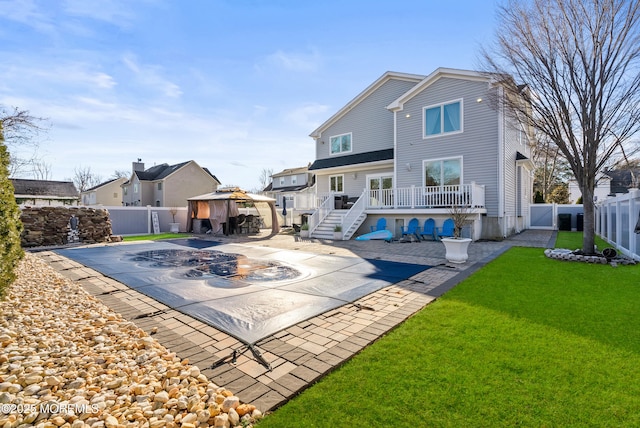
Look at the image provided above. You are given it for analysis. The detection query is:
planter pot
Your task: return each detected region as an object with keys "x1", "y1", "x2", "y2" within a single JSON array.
[
  {"x1": 333, "y1": 231, "x2": 343, "y2": 240},
  {"x1": 300, "y1": 229, "x2": 310, "y2": 238},
  {"x1": 441, "y1": 237, "x2": 471, "y2": 263},
  {"x1": 169, "y1": 223, "x2": 180, "y2": 233}
]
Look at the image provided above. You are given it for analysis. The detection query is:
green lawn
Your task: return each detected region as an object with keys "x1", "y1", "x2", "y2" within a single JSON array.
[
  {"x1": 122, "y1": 233, "x2": 186, "y2": 241},
  {"x1": 258, "y1": 233, "x2": 640, "y2": 427}
]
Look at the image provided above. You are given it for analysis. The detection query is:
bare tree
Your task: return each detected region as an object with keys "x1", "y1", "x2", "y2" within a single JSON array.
[
  {"x1": 110, "y1": 169, "x2": 130, "y2": 179},
  {"x1": 31, "y1": 161, "x2": 52, "y2": 180},
  {"x1": 258, "y1": 168, "x2": 273, "y2": 192},
  {"x1": 72, "y1": 166, "x2": 102, "y2": 192},
  {"x1": 0, "y1": 106, "x2": 49, "y2": 177},
  {"x1": 483, "y1": 0, "x2": 640, "y2": 254}
]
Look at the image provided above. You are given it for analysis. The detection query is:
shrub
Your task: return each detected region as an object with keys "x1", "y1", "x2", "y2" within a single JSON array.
[{"x1": 0, "y1": 124, "x2": 24, "y2": 295}]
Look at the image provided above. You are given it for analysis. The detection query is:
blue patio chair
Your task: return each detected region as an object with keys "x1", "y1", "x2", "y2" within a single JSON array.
[
  {"x1": 401, "y1": 218, "x2": 421, "y2": 241},
  {"x1": 436, "y1": 218, "x2": 455, "y2": 240},
  {"x1": 370, "y1": 217, "x2": 387, "y2": 232},
  {"x1": 420, "y1": 218, "x2": 436, "y2": 241}
]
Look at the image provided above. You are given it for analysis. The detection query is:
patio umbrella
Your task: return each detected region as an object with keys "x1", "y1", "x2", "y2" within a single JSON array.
[{"x1": 282, "y1": 196, "x2": 287, "y2": 226}]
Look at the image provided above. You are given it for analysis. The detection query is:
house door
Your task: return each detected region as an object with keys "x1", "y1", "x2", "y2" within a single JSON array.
[{"x1": 368, "y1": 175, "x2": 393, "y2": 207}]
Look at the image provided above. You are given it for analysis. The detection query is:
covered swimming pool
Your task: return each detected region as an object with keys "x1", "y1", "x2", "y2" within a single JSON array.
[{"x1": 56, "y1": 239, "x2": 431, "y2": 345}]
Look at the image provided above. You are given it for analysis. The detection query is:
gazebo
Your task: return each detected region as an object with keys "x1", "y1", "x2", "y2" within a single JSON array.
[{"x1": 187, "y1": 188, "x2": 279, "y2": 235}]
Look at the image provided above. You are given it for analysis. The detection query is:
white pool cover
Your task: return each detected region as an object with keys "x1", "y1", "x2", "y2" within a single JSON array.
[{"x1": 56, "y1": 239, "x2": 430, "y2": 345}]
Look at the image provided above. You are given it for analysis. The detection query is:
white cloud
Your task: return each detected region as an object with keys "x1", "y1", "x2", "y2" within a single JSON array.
[
  {"x1": 0, "y1": 0, "x2": 56, "y2": 33},
  {"x1": 122, "y1": 53, "x2": 183, "y2": 98},
  {"x1": 284, "y1": 103, "x2": 330, "y2": 131},
  {"x1": 62, "y1": 0, "x2": 137, "y2": 27},
  {"x1": 262, "y1": 48, "x2": 323, "y2": 73}
]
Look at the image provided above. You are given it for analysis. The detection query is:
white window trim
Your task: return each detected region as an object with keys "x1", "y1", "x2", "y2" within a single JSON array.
[
  {"x1": 422, "y1": 98, "x2": 464, "y2": 139},
  {"x1": 422, "y1": 156, "x2": 464, "y2": 189},
  {"x1": 279, "y1": 177, "x2": 285, "y2": 186},
  {"x1": 329, "y1": 174, "x2": 345, "y2": 193},
  {"x1": 291, "y1": 175, "x2": 297, "y2": 185},
  {"x1": 329, "y1": 132, "x2": 353, "y2": 156}
]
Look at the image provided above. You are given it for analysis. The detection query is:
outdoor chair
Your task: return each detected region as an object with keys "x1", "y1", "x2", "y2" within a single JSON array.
[
  {"x1": 370, "y1": 217, "x2": 387, "y2": 232},
  {"x1": 436, "y1": 218, "x2": 455, "y2": 240},
  {"x1": 420, "y1": 218, "x2": 436, "y2": 241},
  {"x1": 401, "y1": 218, "x2": 421, "y2": 241}
]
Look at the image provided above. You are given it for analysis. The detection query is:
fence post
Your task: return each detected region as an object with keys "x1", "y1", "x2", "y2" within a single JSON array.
[
  {"x1": 630, "y1": 189, "x2": 639, "y2": 258},
  {"x1": 147, "y1": 205, "x2": 152, "y2": 234}
]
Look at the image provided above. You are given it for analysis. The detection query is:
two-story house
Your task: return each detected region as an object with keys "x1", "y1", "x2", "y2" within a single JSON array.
[
  {"x1": 263, "y1": 165, "x2": 315, "y2": 225},
  {"x1": 307, "y1": 68, "x2": 534, "y2": 240},
  {"x1": 122, "y1": 160, "x2": 221, "y2": 207},
  {"x1": 81, "y1": 177, "x2": 128, "y2": 206}
]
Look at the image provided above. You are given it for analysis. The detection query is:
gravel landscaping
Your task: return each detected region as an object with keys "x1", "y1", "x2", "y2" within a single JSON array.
[{"x1": 0, "y1": 253, "x2": 261, "y2": 428}]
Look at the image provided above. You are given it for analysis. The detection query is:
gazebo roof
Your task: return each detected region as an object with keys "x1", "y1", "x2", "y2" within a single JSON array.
[{"x1": 188, "y1": 187, "x2": 275, "y2": 203}]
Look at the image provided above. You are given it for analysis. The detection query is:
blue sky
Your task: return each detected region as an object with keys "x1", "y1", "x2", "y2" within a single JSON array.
[{"x1": 0, "y1": 0, "x2": 499, "y2": 191}]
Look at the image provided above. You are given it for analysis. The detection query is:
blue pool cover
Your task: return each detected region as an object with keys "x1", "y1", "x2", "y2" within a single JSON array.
[{"x1": 57, "y1": 240, "x2": 430, "y2": 344}]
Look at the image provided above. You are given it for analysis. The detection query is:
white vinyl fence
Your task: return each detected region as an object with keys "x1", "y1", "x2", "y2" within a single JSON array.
[
  {"x1": 529, "y1": 203, "x2": 585, "y2": 230},
  {"x1": 595, "y1": 189, "x2": 640, "y2": 260},
  {"x1": 103, "y1": 206, "x2": 188, "y2": 235}
]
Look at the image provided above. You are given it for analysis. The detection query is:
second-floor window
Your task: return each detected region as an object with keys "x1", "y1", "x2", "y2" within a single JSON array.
[
  {"x1": 424, "y1": 100, "x2": 462, "y2": 138},
  {"x1": 158, "y1": 182, "x2": 162, "y2": 190},
  {"x1": 279, "y1": 177, "x2": 285, "y2": 186},
  {"x1": 330, "y1": 133, "x2": 352, "y2": 155},
  {"x1": 291, "y1": 175, "x2": 297, "y2": 185}
]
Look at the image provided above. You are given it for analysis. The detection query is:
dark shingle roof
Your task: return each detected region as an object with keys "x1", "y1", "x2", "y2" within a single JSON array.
[
  {"x1": 309, "y1": 149, "x2": 394, "y2": 171},
  {"x1": 132, "y1": 161, "x2": 220, "y2": 184},
  {"x1": 10, "y1": 179, "x2": 79, "y2": 198},
  {"x1": 604, "y1": 168, "x2": 640, "y2": 194}
]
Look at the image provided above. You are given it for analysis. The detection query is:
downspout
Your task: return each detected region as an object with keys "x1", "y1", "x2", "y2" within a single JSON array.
[{"x1": 497, "y1": 86, "x2": 506, "y2": 237}]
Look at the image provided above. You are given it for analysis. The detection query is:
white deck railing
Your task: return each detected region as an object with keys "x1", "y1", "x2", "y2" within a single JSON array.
[
  {"x1": 372, "y1": 182, "x2": 485, "y2": 209},
  {"x1": 318, "y1": 183, "x2": 485, "y2": 210},
  {"x1": 308, "y1": 194, "x2": 334, "y2": 235}
]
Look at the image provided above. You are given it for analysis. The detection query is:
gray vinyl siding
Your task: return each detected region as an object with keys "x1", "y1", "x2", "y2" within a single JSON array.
[
  {"x1": 315, "y1": 78, "x2": 419, "y2": 159},
  {"x1": 273, "y1": 173, "x2": 309, "y2": 189},
  {"x1": 315, "y1": 165, "x2": 393, "y2": 197},
  {"x1": 503, "y1": 120, "x2": 520, "y2": 218},
  {"x1": 395, "y1": 77, "x2": 501, "y2": 216}
]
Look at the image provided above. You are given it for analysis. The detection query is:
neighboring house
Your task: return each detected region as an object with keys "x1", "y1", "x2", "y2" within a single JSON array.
[
  {"x1": 81, "y1": 177, "x2": 128, "y2": 206},
  {"x1": 307, "y1": 67, "x2": 534, "y2": 240},
  {"x1": 263, "y1": 165, "x2": 316, "y2": 224},
  {"x1": 10, "y1": 179, "x2": 80, "y2": 207},
  {"x1": 122, "y1": 160, "x2": 221, "y2": 207},
  {"x1": 569, "y1": 168, "x2": 640, "y2": 203}
]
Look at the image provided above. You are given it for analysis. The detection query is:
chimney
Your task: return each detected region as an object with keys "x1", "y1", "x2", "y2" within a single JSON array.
[{"x1": 132, "y1": 159, "x2": 145, "y2": 173}]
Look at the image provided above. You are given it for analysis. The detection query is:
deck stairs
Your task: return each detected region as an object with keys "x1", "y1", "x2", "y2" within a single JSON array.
[
  {"x1": 309, "y1": 210, "x2": 346, "y2": 240},
  {"x1": 309, "y1": 209, "x2": 367, "y2": 240}
]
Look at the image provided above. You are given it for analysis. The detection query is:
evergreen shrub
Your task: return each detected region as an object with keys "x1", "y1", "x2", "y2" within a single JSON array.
[{"x1": 0, "y1": 124, "x2": 24, "y2": 295}]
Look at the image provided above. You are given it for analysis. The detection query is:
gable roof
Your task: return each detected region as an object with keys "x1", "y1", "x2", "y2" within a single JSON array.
[
  {"x1": 386, "y1": 68, "x2": 491, "y2": 112},
  {"x1": 309, "y1": 71, "x2": 425, "y2": 139},
  {"x1": 130, "y1": 161, "x2": 221, "y2": 184},
  {"x1": 603, "y1": 168, "x2": 640, "y2": 194},
  {"x1": 309, "y1": 148, "x2": 394, "y2": 171},
  {"x1": 84, "y1": 177, "x2": 127, "y2": 193},
  {"x1": 271, "y1": 166, "x2": 310, "y2": 178},
  {"x1": 10, "y1": 179, "x2": 79, "y2": 199}
]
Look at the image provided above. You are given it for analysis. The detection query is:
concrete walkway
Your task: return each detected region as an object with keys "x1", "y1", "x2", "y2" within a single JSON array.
[{"x1": 39, "y1": 229, "x2": 555, "y2": 413}]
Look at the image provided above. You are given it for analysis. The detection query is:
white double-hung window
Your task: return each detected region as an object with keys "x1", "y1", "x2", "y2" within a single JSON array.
[
  {"x1": 330, "y1": 133, "x2": 352, "y2": 155},
  {"x1": 423, "y1": 99, "x2": 462, "y2": 138}
]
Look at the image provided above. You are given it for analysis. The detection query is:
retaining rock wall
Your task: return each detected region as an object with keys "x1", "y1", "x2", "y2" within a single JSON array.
[{"x1": 20, "y1": 206, "x2": 112, "y2": 247}]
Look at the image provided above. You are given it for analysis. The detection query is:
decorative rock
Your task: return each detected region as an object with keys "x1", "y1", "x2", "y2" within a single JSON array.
[
  {"x1": 0, "y1": 254, "x2": 261, "y2": 428},
  {"x1": 105, "y1": 415, "x2": 119, "y2": 427},
  {"x1": 213, "y1": 413, "x2": 229, "y2": 428},
  {"x1": 154, "y1": 390, "x2": 169, "y2": 403},
  {"x1": 221, "y1": 396, "x2": 239, "y2": 412}
]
